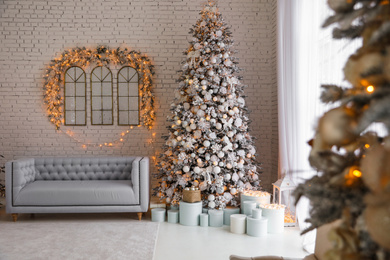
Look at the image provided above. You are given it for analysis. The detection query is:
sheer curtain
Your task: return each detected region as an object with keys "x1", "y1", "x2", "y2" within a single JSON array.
[{"x1": 277, "y1": 0, "x2": 360, "y2": 253}]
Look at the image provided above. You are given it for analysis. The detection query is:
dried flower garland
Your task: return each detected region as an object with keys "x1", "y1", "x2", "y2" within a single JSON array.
[{"x1": 43, "y1": 46, "x2": 155, "y2": 130}]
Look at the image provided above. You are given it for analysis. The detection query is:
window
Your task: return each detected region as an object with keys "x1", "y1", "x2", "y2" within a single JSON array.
[
  {"x1": 117, "y1": 66, "x2": 140, "y2": 125},
  {"x1": 91, "y1": 66, "x2": 113, "y2": 125},
  {"x1": 64, "y1": 66, "x2": 86, "y2": 125}
]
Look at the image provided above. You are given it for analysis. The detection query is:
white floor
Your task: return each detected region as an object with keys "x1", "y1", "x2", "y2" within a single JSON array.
[
  {"x1": 0, "y1": 197, "x2": 308, "y2": 260},
  {"x1": 154, "y1": 222, "x2": 308, "y2": 260}
]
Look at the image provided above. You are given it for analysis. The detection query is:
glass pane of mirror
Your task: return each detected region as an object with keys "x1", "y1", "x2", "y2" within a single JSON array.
[{"x1": 117, "y1": 66, "x2": 139, "y2": 125}]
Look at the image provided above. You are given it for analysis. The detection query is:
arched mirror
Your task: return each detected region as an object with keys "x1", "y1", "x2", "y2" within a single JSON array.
[
  {"x1": 117, "y1": 66, "x2": 140, "y2": 125},
  {"x1": 64, "y1": 66, "x2": 86, "y2": 125}
]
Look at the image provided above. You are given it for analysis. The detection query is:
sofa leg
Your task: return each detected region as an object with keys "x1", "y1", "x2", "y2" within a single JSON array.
[
  {"x1": 137, "y1": 212, "x2": 142, "y2": 221},
  {"x1": 12, "y1": 214, "x2": 18, "y2": 222}
]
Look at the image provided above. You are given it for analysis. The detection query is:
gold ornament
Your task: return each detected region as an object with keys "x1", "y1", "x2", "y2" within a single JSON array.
[
  {"x1": 364, "y1": 193, "x2": 390, "y2": 251},
  {"x1": 384, "y1": 47, "x2": 390, "y2": 82},
  {"x1": 361, "y1": 141, "x2": 390, "y2": 192},
  {"x1": 324, "y1": 209, "x2": 360, "y2": 260},
  {"x1": 343, "y1": 49, "x2": 386, "y2": 88},
  {"x1": 318, "y1": 106, "x2": 359, "y2": 147},
  {"x1": 327, "y1": 0, "x2": 356, "y2": 13}
]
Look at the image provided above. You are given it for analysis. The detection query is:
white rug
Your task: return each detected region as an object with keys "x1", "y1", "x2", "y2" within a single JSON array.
[{"x1": 0, "y1": 214, "x2": 159, "y2": 260}]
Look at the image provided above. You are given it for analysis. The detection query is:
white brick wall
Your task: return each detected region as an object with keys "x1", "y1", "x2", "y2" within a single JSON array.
[{"x1": 0, "y1": 0, "x2": 278, "y2": 197}]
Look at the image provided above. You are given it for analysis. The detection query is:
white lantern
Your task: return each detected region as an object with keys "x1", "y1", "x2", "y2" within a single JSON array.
[{"x1": 272, "y1": 173, "x2": 297, "y2": 227}]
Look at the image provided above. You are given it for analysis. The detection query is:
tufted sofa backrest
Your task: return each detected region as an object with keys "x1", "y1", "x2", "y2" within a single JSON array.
[{"x1": 34, "y1": 157, "x2": 136, "y2": 181}]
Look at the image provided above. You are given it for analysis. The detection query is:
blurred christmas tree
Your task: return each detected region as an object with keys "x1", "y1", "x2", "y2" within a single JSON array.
[
  {"x1": 294, "y1": 0, "x2": 390, "y2": 259},
  {"x1": 154, "y1": 1, "x2": 261, "y2": 209}
]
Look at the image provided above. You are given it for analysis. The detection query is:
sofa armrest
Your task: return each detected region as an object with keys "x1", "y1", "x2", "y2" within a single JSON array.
[
  {"x1": 139, "y1": 157, "x2": 150, "y2": 212},
  {"x1": 131, "y1": 157, "x2": 150, "y2": 212},
  {"x1": 5, "y1": 158, "x2": 36, "y2": 207}
]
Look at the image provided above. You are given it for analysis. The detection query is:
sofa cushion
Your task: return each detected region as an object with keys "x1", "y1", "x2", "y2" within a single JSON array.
[
  {"x1": 14, "y1": 180, "x2": 138, "y2": 206},
  {"x1": 34, "y1": 157, "x2": 136, "y2": 181}
]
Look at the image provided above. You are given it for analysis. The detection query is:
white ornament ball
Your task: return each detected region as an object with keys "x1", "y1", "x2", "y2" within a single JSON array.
[
  {"x1": 201, "y1": 80, "x2": 207, "y2": 85},
  {"x1": 184, "y1": 103, "x2": 190, "y2": 110},
  {"x1": 166, "y1": 197, "x2": 171, "y2": 203},
  {"x1": 224, "y1": 60, "x2": 232, "y2": 67},
  {"x1": 227, "y1": 131, "x2": 234, "y2": 138},
  {"x1": 208, "y1": 70, "x2": 214, "y2": 76},
  {"x1": 224, "y1": 192, "x2": 233, "y2": 201},
  {"x1": 213, "y1": 166, "x2": 221, "y2": 174},
  {"x1": 182, "y1": 121, "x2": 188, "y2": 127},
  {"x1": 208, "y1": 194, "x2": 215, "y2": 201},
  {"x1": 232, "y1": 173, "x2": 239, "y2": 182},
  {"x1": 205, "y1": 154, "x2": 211, "y2": 160},
  {"x1": 230, "y1": 188, "x2": 237, "y2": 195},
  {"x1": 204, "y1": 140, "x2": 211, "y2": 147},
  {"x1": 223, "y1": 53, "x2": 229, "y2": 59},
  {"x1": 226, "y1": 163, "x2": 232, "y2": 169},
  {"x1": 219, "y1": 162, "x2": 224, "y2": 167},
  {"x1": 224, "y1": 173, "x2": 231, "y2": 181},
  {"x1": 235, "y1": 118, "x2": 243, "y2": 127},
  {"x1": 233, "y1": 107, "x2": 239, "y2": 113},
  {"x1": 220, "y1": 43, "x2": 225, "y2": 48},
  {"x1": 216, "y1": 123, "x2": 222, "y2": 130},
  {"x1": 177, "y1": 136, "x2": 182, "y2": 141},
  {"x1": 191, "y1": 153, "x2": 196, "y2": 158},
  {"x1": 218, "y1": 105, "x2": 225, "y2": 112},
  {"x1": 228, "y1": 110, "x2": 234, "y2": 116},
  {"x1": 183, "y1": 166, "x2": 190, "y2": 172},
  {"x1": 186, "y1": 126, "x2": 192, "y2": 132},
  {"x1": 218, "y1": 151, "x2": 225, "y2": 158},
  {"x1": 194, "y1": 167, "x2": 201, "y2": 174},
  {"x1": 211, "y1": 57, "x2": 217, "y2": 64},
  {"x1": 216, "y1": 187, "x2": 224, "y2": 194},
  {"x1": 203, "y1": 60, "x2": 208, "y2": 66},
  {"x1": 208, "y1": 201, "x2": 216, "y2": 209},
  {"x1": 197, "y1": 110, "x2": 205, "y2": 117},
  {"x1": 216, "y1": 30, "x2": 222, "y2": 37},
  {"x1": 194, "y1": 130, "x2": 202, "y2": 138},
  {"x1": 190, "y1": 123, "x2": 197, "y2": 130},
  {"x1": 200, "y1": 104, "x2": 207, "y2": 110}
]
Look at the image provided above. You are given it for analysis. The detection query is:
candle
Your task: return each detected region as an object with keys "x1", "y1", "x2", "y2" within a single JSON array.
[
  {"x1": 240, "y1": 190, "x2": 271, "y2": 213},
  {"x1": 260, "y1": 204, "x2": 285, "y2": 234}
]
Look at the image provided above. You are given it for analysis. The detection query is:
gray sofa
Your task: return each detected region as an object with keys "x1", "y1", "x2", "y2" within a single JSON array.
[{"x1": 5, "y1": 157, "x2": 149, "y2": 222}]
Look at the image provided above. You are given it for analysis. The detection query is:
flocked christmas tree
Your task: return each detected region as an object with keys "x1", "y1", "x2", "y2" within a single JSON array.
[
  {"x1": 154, "y1": 1, "x2": 261, "y2": 209},
  {"x1": 294, "y1": 0, "x2": 390, "y2": 259}
]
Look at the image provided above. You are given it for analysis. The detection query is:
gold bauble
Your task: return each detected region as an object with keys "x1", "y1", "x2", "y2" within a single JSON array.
[
  {"x1": 364, "y1": 198, "x2": 390, "y2": 251},
  {"x1": 318, "y1": 106, "x2": 359, "y2": 147},
  {"x1": 361, "y1": 142, "x2": 390, "y2": 192},
  {"x1": 384, "y1": 47, "x2": 390, "y2": 82},
  {"x1": 327, "y1": 0, "x2": 355, "y2": 13},
  {"x1": 343, "y1": 50, "x2": 386, "y2": 87}
]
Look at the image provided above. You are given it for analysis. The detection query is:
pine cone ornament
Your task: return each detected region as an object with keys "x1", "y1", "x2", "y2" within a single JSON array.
[
  {"x1": 327, "y1": 0, "x2": 355, "y2": 13},
  {"x1": 318, "y1": 106, "x2": 359, "y2": 147}
]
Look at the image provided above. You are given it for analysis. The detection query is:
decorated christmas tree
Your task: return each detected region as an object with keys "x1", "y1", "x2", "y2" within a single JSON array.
[
  {"x1": 154, "y1": 1, "x2": 261, "y2": 209},
  {"x1": 294, "y1": 0, "x2": 390, "y2": 259}
]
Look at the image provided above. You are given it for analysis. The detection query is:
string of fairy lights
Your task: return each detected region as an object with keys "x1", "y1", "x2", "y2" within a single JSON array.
[{"x1": 43, "y1": 46, "x2": 156, "y2": 148}]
